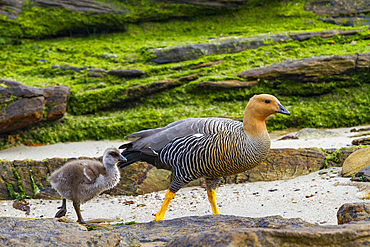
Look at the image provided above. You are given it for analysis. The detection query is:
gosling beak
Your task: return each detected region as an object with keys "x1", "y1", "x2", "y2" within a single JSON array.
[
  {"x1": 118, "y1": 154, "x2": 127, "y2": 165},
  {"x1": 276, "y1": 103, "x2": 290, "y2": 115}
]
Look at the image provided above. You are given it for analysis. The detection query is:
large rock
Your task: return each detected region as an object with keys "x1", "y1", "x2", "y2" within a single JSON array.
[
  {"x1": 168, "y1": 221, "x2": 370, "y2": 246},
  {"x1": 148, "y1": 30, "x2": 363, "y2": 64},
  {"x1": 34, "y1": 0, "x2": 127, "y2": 14},
  {"x1": 148, "y1": 34, "x2": 291, "y2": 64},
  {"x1": 239, "y1": 148, "x2": 326, "y2": 182},
  {"x1": 342, "y1": 147, "x2": 370, "y2": 177},
  {"x1": 0, "y1": 217, "x2": 138, "y2": 247},
  {"x1": 0, "y1": 80, "x2": 70, "y2": 134},
  {"x1": 288, "y1": 29, "x2": 364, "y2": 41},
  {"x1": 336, "y1": 146, "x2": 363, "y2": 167},
  {"x1": 0, "y1": 148, "x2": 326, "y2": 199},
  {"x1": 2, "y1": 214, "x2": 370, "y2": 246},
  {"x1": 294, "y1": 128, "x2": 343, "y2": 139},
  {"x1": 352, "y1": 137, "x2": 370, "y2": 145},
  {"x1": 0, "y1": 0, "x2": 24, "y2": 19},
  {"x1": 237, "y1": 55, "x2": 357, "y2": 82},
  {"x1": 0, "y1": 0, "x2": 127, "y2": 19},
  {"x1": 157, "y1": 0, "x2": 249, "y2": 8},
  {"x1": 107, "y1": 69, "x2": 145, "y2": 78},
  {"x1": 304, "y1": 0, "x2": 370, "y2": 16},
  {"x1": 337, "y1": 202, "x2": 370, "y2": 225},
  {"x1": 196, "y1": 80, "x2": 259, "y2": 90},
  {"x1": 123, "y1": 73, "x2": 200, "y2": 102},
  {"x1": 114, "y1": 215, "x2": 314, "y2": 244},
  {"x1": 352, "y1": 166, "x2": 370, "y2": 182}
]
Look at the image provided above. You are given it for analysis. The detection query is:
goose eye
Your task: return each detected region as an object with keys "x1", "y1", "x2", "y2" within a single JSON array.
[{"x1": 265, "y1": 99, "x2": 270, "y2": 104}]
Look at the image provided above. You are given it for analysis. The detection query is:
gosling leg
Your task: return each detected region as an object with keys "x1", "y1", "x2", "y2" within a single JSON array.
[
  {"x1": 72, "y1": 201, "x2": 87, "y2": 225},
  {"x1": 153, "y1": 190, "x2": 176, "y2": 221},
  {"x1": 207, "y1": 189, "x2": 220, "y2": 215},
  {"x1": 55, "y1": 198, "x2": 67, "y2": 218}
]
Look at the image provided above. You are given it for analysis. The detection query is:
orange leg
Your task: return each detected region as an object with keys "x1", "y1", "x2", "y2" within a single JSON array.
[
  {"x1": 153, "y1": 190, "x2": 176, "y2": 221},
  {"x1": 207, "y1": 189, "x2": 219, "y2": 215}
]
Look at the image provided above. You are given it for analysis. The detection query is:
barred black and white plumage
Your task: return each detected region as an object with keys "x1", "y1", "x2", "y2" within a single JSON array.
[
  {"x1": 159, "y1": 120, "x2": 270, "y2": 192},
  {"x1": 119, "y1": 94, "x2": 290, "y2": 221}
]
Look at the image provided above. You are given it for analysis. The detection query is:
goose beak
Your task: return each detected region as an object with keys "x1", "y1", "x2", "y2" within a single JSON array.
[
  {"x1": 276, "y1": 103, "x2": 290, "y2": 115},
  {"x1": 118, "y1": 154, "x2": 127, "y2": 164}
]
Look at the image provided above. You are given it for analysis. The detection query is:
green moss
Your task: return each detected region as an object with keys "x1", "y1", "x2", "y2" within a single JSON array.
[
  {"x1": 6, "y1": 168, "x2": 30, "y2": 200},
  {"x1": 5, "y1": 167, "x2": 39, "y2": 199},
  {"x1": 116, "y1": 221, "x2": 138, "y2": 225},
  {"x1": 320, "y1": 148, "x2": 342, "y2": 168},
  {"x1": 29, "y1": 168, "x2": 40, "y2": 198},
  {"x1": 5, "y1": 182, "x2": 17, "y2": 199}
]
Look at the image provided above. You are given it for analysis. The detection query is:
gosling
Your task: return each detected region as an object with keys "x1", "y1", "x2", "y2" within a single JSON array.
[{"x1": 48, "y1": 148, "x2": 127, "y2": 224}]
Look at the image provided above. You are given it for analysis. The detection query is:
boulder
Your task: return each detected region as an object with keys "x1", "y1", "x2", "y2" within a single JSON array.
[
  {"x1": 304, "y1": 0, "x2": 370, "y2": 16},
  {"x1": 357, "y1": 53, "x2": 370, "y2": 71},
  {"x1": 352, "y1": 137, "x2": 370, "y2": 145},
  {"x1": 0, "y1": 0, "x2": 24, "y2": 19},
  {"x1": 337, "y1": 202, "x2": 370, "y2": 225},
  {"x1": 294, "y1": 128, "x2": 343, "y2": 139},
  {"x1": 123, "y1": 73, "x2": 201, "y2": 101},
  {"x1": 189, "y1": 60, "x2": 224, "y2": 70},
  {"x1": 0, "y1": 217, "x2": 138, "y2": 247},
  {"x1": 169, "y1": 221, "x2": 370, "y2": 246},
  {"x1": 288, "y1": 29, "x2": 363, "y2": 41},
  {"x1": 336, "y1": 147, "x2": 363, "y2": 166},
  {"x1": 318, "y1": 17, "x2": 370, "y2": 27},
  {"x1": 239, "y1": 148, "x2": 325, "y2": 182},
  {"x1": 2, "y1": 214, "x2": 370, "y2": 246},
  {"x1": 158, "y1": 0, "x2": 249, "y2": 8},
  {"x1": 148, "y1": 30, "x2": 363, "y2": 64},
  {"x1": 34, "y1": 0, "x2": 127, "y2": 14},
  {"x1": 0, "y1": 0, "x2": 127, "y2": 20},
  {"x1": 148, "y1": 34, "x2": 290, "y2": 64},
  {"x1": 0, "y1": 80, "x2": 70, "y2": 134},
  {"x1": 342, "y1": 147, "x2": 370, "y2": 177},
  {"x1": 352, "y1": 166, "x2": 370, "y2": 182},
  {"x1": 237, "y1": 55, "x2": 357, "y2": 82},
  {"x1": 107, "y1": 69, "x2": 145, "y2": 78},
  {"x1": 113, "y1": 215, "x2": 314, "y2": 245},
  {"x1": 196, "y1": 80, "x2": 258, "y2": 90}
]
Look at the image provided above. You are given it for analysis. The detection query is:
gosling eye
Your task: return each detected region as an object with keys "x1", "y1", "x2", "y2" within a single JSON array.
[
  {"x1": 111, "y1": 152, "x2": 118, "y2": 157},
  {"x1": 265, "y1": 99, "x2": 270, "y2": 104}
]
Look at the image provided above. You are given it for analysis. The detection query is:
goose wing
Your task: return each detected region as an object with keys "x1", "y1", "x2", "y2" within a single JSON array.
[
  {"x1": 80, "y1": 161, "x2": 106, "y2": 184},
  {"x1": 122, "y1": 117, "x2": 242, "y2": 151}
]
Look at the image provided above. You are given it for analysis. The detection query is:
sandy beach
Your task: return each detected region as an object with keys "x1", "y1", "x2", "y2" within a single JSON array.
[{"x1": 0, "y1": 125, "x2": 369, "y2": 225}]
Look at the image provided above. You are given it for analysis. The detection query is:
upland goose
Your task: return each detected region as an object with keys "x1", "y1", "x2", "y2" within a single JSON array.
[
  {"x1": 119, "y1": 94, "x2": 290, "y2": 220},
  {"x1": 48, "y1": 148, "x2": 127, "y2": 224}
]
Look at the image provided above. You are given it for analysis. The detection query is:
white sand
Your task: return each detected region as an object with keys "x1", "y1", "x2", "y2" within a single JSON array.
[{"x1": 0, "y1": 125, "x2": 369, "y2": 225}]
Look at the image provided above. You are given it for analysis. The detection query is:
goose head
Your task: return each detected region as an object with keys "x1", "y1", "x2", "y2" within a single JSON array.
[
  {"x1": 243, "y1": 94, "x2": 290, "y2": 136},
  {"x1": 103, "y1": 148, "x2": 127, "y2": 167},
  {"x1": 245, "y1": 94, "x2": 290, "y2": 121}
]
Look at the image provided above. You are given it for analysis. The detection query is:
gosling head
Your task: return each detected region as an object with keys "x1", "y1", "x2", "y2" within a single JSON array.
[
  {"x1": 103, "y1": 148, "x2": 127, "y2": 167},
  {"x1": 246, "y1": 94, "x2": 290, "y2": 121}
]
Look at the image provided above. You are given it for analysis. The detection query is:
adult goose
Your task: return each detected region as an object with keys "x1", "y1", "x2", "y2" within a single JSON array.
[{"x1": 119, "y1": 94, "x2": 290, "y2": 220}]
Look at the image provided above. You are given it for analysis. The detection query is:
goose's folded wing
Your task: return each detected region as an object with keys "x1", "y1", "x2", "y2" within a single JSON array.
[
  {"x1": 126, "y1": 117, "x2": 242, "y2": 150},
  {"x1": 81, "y1": 162, "x2": 104, "y2": 184}
]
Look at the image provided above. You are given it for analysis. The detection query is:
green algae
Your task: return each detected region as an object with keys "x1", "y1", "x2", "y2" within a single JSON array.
[
  {"x1": 6, "y1": 168, "x2": 29, "y2": 200},
  {"x1": 29, "y1": 168, "x2": 40, "y2": 198},
  {"x1": 5, "y1": 167, "x2": 40, "y2": 200}
]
